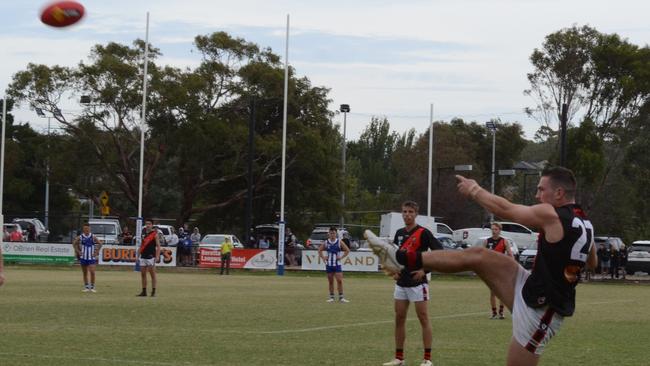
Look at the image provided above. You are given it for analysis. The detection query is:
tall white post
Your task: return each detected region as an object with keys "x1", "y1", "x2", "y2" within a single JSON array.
[
  {"x1": 490, "y1": 128, "x2": 496, "y2": 222},
  {"x1": 277, "y1": 14, "x2": 290, "y2": 275},
  {"x1": 427, "y1": 103, "x2": 433, "y2": 218},
  {"x1": 340, "y1": 111, "x2": 347, "y2": 228},
  {"x1": 136, "y1": 12, "x2": 150, "y2": 260},
  {"x1": 0, "y1": 98, "x2": 7, "y2": 241},
  {"x1": 44, "y1": 117, "x2": 50, "y2": 229}
]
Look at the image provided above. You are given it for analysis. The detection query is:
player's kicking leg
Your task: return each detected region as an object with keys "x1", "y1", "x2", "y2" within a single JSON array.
[{"x1": 365, "y1": 229, "x2": 519, "y2": 311}]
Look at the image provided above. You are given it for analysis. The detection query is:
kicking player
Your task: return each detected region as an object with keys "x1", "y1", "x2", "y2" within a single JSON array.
[
  {"x1": 72, "y1": 223, "x2": 103, "y2": 292},
  {"x1": 382, "y1": 201, "x2": 442, "y2": 366},
  {"x1": 318, "y1": 226, "x2": 350, "y2": 303},
  {"x1": 367, "y1": 167, "x2": 597, "y2": 365},
  {"x1": 483, "y1": 222, "x2": 514, "y2": 319}
]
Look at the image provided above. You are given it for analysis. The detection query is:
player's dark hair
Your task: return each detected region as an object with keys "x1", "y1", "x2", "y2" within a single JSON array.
[
  {"x1": 542, "y1": 166, "x2": 576, "y2": 199},
  {"x1": 401, "y1": 200, "x2": 419, "y2": 213},
  {"x1": 329, "y1": 226, "x2": 338, "y2": 233},
  {"x1": 145, "y1": 218, "x2": 153, "y2": 224},
  {"x1": 82, "y1": 222, "x2": 90, "y2": 227}
]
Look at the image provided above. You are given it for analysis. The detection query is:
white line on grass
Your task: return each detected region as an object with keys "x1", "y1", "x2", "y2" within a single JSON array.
[{"x1": 221, "y1": 299, "x2": 636, "y2": 335}]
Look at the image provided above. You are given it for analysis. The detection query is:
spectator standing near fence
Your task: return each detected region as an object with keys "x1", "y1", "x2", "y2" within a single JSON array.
[
  {"x1": 597, "y1": 243, "x2": 610, "y2": 277},
  {"x1": 189, "y1": 227, "x2": 201, "y2": 266},
  {"x1": 137, "y1": 219, "x2": 161, "y2": 297},
  {"x1": 9, "y1": 227, "x2": 22, "y2": 242},
  {"x1": 72, "y1": 223, "x2": 103, "y2": 293},
  {"x1": 122, "y1": 226, "x2": 133, "y2": 245},
  {"x1": 284, "y1": 227, "x2": 298, "y2": 266}
]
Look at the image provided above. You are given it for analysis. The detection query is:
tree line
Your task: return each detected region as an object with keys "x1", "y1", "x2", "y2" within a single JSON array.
[{"x1": 3, "y1": 25, "x2": 650, "y2": 243}]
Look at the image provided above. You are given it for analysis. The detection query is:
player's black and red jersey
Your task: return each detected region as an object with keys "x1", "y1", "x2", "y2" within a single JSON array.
[
  {"x1": 522, "y1": 204, "x2": 593, "y2": 317},
  {"x1": 485, "y1": 237, "x2": 507, "y2": 254},
  {"x1": 393, "y1": 225, "x2": 443, "y2": 287}
]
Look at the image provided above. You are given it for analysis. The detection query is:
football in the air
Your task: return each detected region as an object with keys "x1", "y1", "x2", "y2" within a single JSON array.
[{"x1": 40, "y1": 1, "x2": 85, "y2": 28}]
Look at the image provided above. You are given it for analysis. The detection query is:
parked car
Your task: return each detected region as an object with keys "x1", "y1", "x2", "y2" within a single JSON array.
[
  {"x1": 437, "y1": 235, "x2": 463, "y2": 250},
  {"x1": 199, "y1": 234, "x2": 244, "y2": 250},
  {"x1": 88, "y1": 219, "x2": 122, "y2": 245},
  {"x1": 305, "y1": 226, "x2": 352, "y2": 250},
  {"x1": 12, "y1": 218, "x2": 49, "y2": 242},
  {"x1": 627, "y1": 240, "x2": 650, "y2": 275},
  {"x1": 3, "y1": 223, "x2": 26, "y2": 242},
  {"x1": 156, "y1": 224, "x2": 178, "y2": 246},
  {"x1": 519, "y1": 248, "x2": 537, "y2": 270},
  {"x1": 453, "y1": 222, "x2": 538, "y2": 250}
]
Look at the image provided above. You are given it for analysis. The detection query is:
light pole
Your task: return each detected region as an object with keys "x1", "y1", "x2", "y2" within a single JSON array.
[
  {"x1": 485, "y1": 121, "x2": 497, "y2": 222},
  {"x1": 35, "y1": 107, "x2": 61, "y2": 230},
  {"x1": 339, "y1": 104, "x2": 350, "y2": 229}
]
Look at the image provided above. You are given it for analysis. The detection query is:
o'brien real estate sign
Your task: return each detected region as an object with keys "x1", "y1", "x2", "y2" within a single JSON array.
[{"x1": 2, "y1": 242, "x2": 76, "y2": 264}]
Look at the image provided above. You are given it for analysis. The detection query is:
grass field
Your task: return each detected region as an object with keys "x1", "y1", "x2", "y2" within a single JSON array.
[{"x1": 0, "y1": 266, "x2": 648, "y2": 366}]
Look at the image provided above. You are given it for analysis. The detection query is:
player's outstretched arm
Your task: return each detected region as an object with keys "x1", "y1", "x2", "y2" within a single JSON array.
[{"x1": 456, "y1": 175, "x2": 557, "y2": 230}]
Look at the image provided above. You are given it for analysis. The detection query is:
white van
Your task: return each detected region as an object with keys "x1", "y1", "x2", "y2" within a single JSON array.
[{"x1": 88, "y1": 219, "x2": 122, "y2": 245}]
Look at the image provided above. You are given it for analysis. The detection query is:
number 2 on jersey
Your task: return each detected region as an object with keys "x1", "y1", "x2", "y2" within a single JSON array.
[{"x1": 570, "y1": 217, "x2": 593, "y2": 262}]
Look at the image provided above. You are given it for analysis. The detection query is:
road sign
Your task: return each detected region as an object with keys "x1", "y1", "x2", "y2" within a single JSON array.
[
  {"x1": 101, "y1": 206, "x2": 110, "y2": 216},
  {"x1": 100, "y1": 191, "x2": 109, "y2": 206}
]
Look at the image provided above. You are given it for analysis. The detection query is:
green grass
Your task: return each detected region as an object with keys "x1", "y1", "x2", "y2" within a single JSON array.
[{"x1": 0, "y1": 266, "x2": 648, "y2": 365}]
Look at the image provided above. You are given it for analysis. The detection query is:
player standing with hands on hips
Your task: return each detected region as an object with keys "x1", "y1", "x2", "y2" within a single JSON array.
[
  {"x1": 72, "y1": 223, "x2": 103, "y2": 292},
  {"x1": 366, "y1": 167, "x2": 597, "y2": 366},
  {"x1": 319, "y1": 227, "x2": 350, "y2": 303}
]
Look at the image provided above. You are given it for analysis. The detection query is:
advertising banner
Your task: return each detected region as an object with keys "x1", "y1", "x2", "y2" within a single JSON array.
[
  {"x1": 301, "y1": 251, "x2": 379, "y2": 272},
  {"x1": 99, "y1": 245, "x2": 177, "y2": 267},
  {"x1": 199, "y1": 248, "x2": 277, "y2": 270},
  {"x1": 2, "y1": 242, "x2": 75, "y2": 264}
]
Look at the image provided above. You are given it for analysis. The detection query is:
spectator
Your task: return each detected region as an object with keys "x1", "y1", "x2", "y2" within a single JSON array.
[
  {"x1": 121, "y1": 226, "x2": 134, "y2": 245},
  {"x1": 619, "y1": 244, "x2": 628, "y2": 279},
  {"x1": 259, "y1": 236, "x2": 270, "y2": 249},
  {"x1": 169, "y1": 227, "x2": 179, "y2": 247},
  {"x1": 189, "y1": 227, "x2": 201, "y2": 266},
  {"x1": 27, "y1": 224, "x2": 37, "y2": 242},
  {"x1": 3, "y1": 227, "x2": 9, "y2": 242},
  {"x1": 9, "y1": 227, "x2": 23, "y2": 242},
  {"x1": 190, "y1": 227, "x2": 201, "y2": 244},
  {"x1": 248, "y1": 227, "x2": 256, "y2": 248},
  {"x1": 610, "y1": 245, "x2": 620, "y2": 279},
  {"x1": 597, "y1": 243, "x2": 611, "y2": 277},
  {"x1": 178, "y1": 228, "x2": 192, "y2": 266},
  {"x1": 284, "y1": 227, "x2": 298, "y2": 266}
]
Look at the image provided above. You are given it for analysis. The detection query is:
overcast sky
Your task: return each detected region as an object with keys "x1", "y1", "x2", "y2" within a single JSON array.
[{"x1": 2, "y1": 0, "x2": 650, "y2": 140}]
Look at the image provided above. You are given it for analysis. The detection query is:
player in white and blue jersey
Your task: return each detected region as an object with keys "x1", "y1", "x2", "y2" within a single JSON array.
[
  {"x1": 318, "y1": 226, "x2": 350, "y2": 303},
  {"x1": 72, "y1": 223, "x2": 103, "y2": 293}
]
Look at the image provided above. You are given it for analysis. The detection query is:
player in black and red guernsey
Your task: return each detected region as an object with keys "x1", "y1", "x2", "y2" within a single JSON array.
[
  {"x1": 382, "y1": 201, "x2": 443, "y2": 366},
  {"x1": 483, "y1": 222, "x2": 514, "y2": 319},
  {"x1": 366, "y1": 167, "x2": 597, "y2": 366}
]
